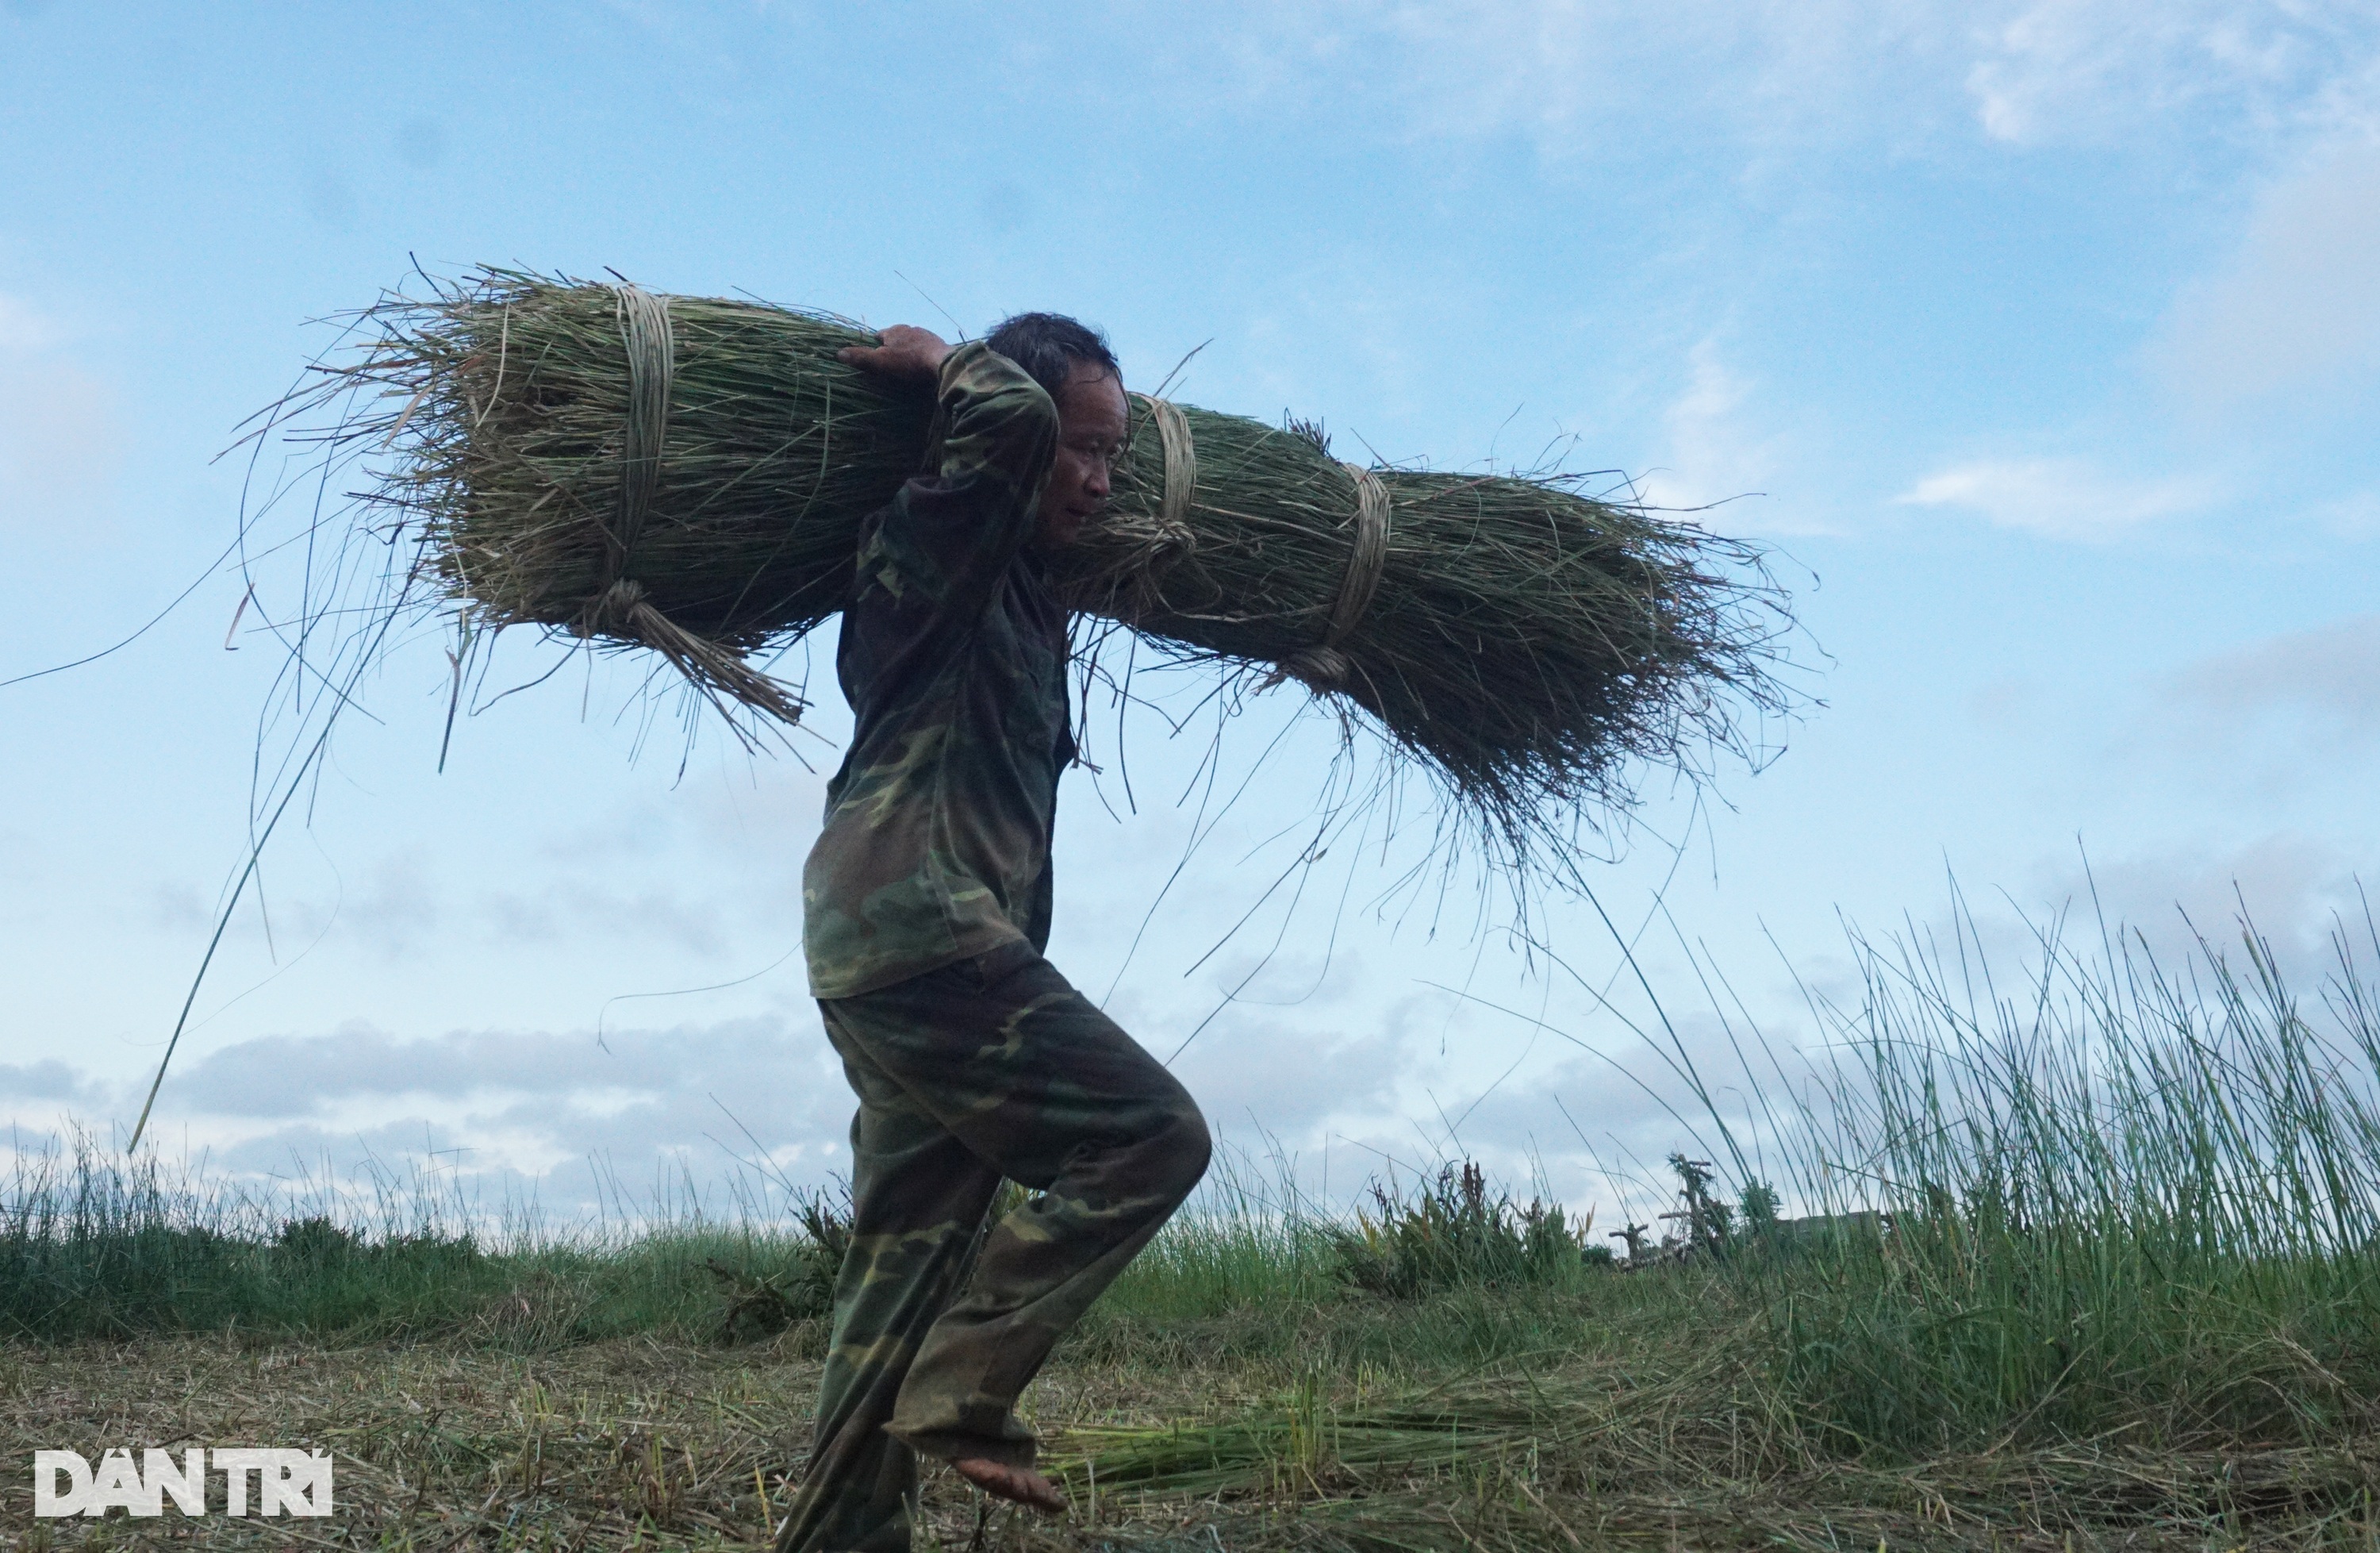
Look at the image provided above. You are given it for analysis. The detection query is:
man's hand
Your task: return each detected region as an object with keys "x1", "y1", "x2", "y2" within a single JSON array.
[{"x1": 839, "y1": 324, "x2": 953, "y2": 383}]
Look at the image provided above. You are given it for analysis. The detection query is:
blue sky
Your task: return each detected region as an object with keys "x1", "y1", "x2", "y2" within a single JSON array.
[{"x1": 2, "y1": 2, "x2": 2376, "y2": 1227}]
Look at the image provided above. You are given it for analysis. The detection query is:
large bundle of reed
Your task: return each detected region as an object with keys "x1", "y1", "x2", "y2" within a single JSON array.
[{"x1": 317, "y1": 270, "x2": 1795, "y2": 865}]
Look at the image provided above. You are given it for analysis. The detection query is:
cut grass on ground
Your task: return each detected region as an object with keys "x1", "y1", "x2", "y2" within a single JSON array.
[{"x1": 9, "y1": 1287, "x2": 2380, "y2": 1550}]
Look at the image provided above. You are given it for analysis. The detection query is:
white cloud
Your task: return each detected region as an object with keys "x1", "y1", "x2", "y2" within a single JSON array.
[
  {"x1": 151, "y1": 847, "x2": 762, "y2": 967},
  {"x1": 1896, "y1": 456, "x2": 2213, "y2": 538},
  {"x1": 9, "y1": 1014, "x2": 857, "y2": 1215},
  {"x1": 1154, "y1": 1, "x2": 2378, "y2": 163},
  {"x1": 0, "y1": 292, "x2": 63, "y2": 353},
  {"x1": 1966, "y1": 1, "x2": 2380, "y2": 146},
  {"x1": 4, "y1": 986, "x2": 1453, "y2": 1222},
  {"x1": 2154, "y1": 139, "x2": 2380, "y2": 415},
  {"x1": 0, "y1": 289, "x2": 117, "y2": 531},
  {"x1": 1180, "y1": 1, "x2": 1951, "y2": 158},
  {"x1": 1633, "y1": 340, "x2": 1805, "y2": 530},
  {"x1": 2170, "y1": 613, "x2": 2380, "y2": 739},
  {"x1": 0, "y1": 1059, "x2": 102, "y2": 1104},
  {"x1": 2309, "y1": 488, "x2": 2380, "y2": 537},
  {"x1": 2021, "y1": 832, "x2": 2378, "y2": 982},
  {"x1": 1169, "y1": 997, "x2": 1418, "y2": 1137}
]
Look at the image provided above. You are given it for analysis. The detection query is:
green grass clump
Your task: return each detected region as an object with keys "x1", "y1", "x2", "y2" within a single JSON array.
[
  {"x1": 1759, "y1": 911, "x2": 2380, "y2": 1456},
  {"x1": 1092, "y1": 1157, "x2": 1338, "y2": 1323},
  {"x1": 1326, "y1": 1160, "x2": 1596, "y2": 1297}
]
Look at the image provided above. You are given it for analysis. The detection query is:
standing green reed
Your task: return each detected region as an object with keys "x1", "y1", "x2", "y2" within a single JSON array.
[
  {"x1": 1761, "y1": 902, "x2": 2380, "y2": 1455},
  {"x1": 1043, "y1": 902, "x2": 2380, "y2": 1528}
]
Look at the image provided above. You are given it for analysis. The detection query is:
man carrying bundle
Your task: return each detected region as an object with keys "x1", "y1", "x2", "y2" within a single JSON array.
[{"x1": 778, "y1": 317, "x2": 1212, "y2": 1553}]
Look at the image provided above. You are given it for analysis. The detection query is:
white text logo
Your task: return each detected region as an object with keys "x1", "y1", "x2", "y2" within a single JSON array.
[{"x1": 33, "y1": 1449, "x2": 333, "y2": 1517}]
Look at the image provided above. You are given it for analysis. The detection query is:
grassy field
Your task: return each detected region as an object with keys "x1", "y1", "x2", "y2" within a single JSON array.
[{"x1": 10, "y1": 908, "x2": 2380, "y2": 1549}]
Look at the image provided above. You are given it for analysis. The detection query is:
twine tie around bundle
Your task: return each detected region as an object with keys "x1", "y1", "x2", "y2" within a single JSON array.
[
  {"x1": 1142, "y1": 395, "x2": 1392, "y2": 694},
  {"x1": 1279, "y1": 460, "x2": 1390, "y2": 690},
  {"x1": 612, "y1": 283, "x2": 673, "y2": 570},
  {"x1": 580, "y1": 285, "x2": 804, "y2": 725},
  {"x1": 1142, "y1": 394, "x2": 1199, "y2": 552}
]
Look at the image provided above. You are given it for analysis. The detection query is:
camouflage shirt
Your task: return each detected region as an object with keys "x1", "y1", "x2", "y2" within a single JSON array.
[{"x1": 801, "y1": 341, "x2": 1077, "y2": 999}]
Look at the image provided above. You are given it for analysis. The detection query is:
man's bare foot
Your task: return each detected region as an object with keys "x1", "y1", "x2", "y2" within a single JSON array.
[{"x1": 951, "y1": 1457, "x2": 1068, "y2": 1513}]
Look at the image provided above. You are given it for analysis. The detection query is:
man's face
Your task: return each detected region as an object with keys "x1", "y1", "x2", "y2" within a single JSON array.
[{"x1": 1035, "y1": 361, "x2": 1128, "y2": 551}]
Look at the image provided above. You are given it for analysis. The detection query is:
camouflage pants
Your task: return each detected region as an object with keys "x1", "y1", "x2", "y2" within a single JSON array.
[{"x1": 777, "y1": 941, "x2": 1211, "y2": 1553}]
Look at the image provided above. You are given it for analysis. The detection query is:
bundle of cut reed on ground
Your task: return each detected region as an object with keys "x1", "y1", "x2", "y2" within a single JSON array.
[{"x1": 317, "y1": 269, "x2": 1795, "y2": 866}]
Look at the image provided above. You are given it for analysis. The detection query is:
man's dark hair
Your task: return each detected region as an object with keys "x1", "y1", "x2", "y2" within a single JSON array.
[{"x1": 985, "y1": 312, "x2": 1120, "y2": 402}]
